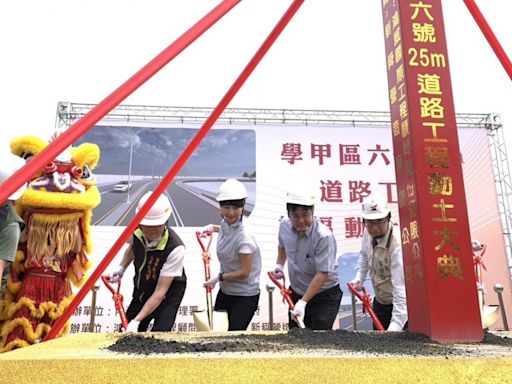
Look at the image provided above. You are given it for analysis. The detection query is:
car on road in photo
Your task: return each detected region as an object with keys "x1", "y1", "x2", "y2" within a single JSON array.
[{"x1": 113, "y1": 180, "x2": 133, "y2": 192}]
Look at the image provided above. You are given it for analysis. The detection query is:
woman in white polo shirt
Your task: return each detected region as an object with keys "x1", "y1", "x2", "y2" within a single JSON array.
[{"x1": 202, "y1": 179, "x2": 261, "y2": 331}]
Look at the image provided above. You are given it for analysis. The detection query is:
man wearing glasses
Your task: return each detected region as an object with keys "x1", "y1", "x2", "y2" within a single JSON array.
[
  {"x1": 350, "y1": 195, "x2": 407, "y2": 331},
  {"x1": 272, "y1": 188, "x2": 342, "y2": 330}
]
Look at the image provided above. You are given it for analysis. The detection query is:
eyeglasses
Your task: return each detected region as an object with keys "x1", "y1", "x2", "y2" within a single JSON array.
[{"x1": 365, "y1": 218, "x2": 388, "y2": 226}]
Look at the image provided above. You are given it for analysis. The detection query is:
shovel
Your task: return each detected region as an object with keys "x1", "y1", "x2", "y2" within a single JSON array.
[
  {"x1": 347, "y1": 282, "x2": 385, "y2": 331},
  {"x1": 267, "y1": 271, "x2": 305, "y2": 328},
  {"x1": 473, "y1": 244, "x2": 500, "y2": 328},
  {"x1": 101, "y1": 275, "x2": 129, "y2": 331},
  {"x1": 192, "y1": 230, "x2": 229, "y2": 332}
]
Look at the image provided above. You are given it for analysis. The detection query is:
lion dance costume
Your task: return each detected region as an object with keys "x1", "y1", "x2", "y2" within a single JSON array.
[{"x1": 0, "y1": 136, "x2": 100, "y2": 352}]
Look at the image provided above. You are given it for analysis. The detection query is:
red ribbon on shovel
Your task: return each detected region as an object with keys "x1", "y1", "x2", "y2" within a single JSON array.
[
  {"x1": 101, "y1": 275, "x2": 129, "y2": 331},
  {"x1": 473, "y1": 243, "x2": 487, "y2": 285},
  {"x1": 347, "y1": 282, "x2": 385, "y2": 331},
  {"x1": 267, "y1": 271, "x2": 305, "y2": 329}
]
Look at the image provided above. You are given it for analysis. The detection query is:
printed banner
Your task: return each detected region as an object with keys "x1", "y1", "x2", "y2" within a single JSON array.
[{"x1": 69, "y1": 119, "x2": 511, "y2": 333}]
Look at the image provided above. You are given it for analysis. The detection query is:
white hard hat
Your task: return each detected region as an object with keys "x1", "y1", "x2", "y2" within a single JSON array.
[
  {"x1": 361, "y1": 195, "x2": 390, "y2": 220},
  {"x1": 472, "y1": 239, "x2": 484, "y2": 252},
  {"x1": 0, "y1": 152, "x2": 27, "y2": 200},
  {"x1": 137, "y1": 191, "x2": 172, "y2": 226},
  {"x1": 216, "y1": 179, "x2": 248, "y2": 201},
  {"x1": 285, "y1": 188, "x2": 317, "y2": 206}
]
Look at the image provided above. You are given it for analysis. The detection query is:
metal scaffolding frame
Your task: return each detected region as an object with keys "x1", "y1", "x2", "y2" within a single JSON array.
[
  {"x1": 486, "y1": 113, "x2": 512, "y2": 272},
  {"x1": 56, "y1": 102, "x2": 512, "y2": 271},
  {"x1": 56, "y1": 102, "x2": 495, "y2": 129}
]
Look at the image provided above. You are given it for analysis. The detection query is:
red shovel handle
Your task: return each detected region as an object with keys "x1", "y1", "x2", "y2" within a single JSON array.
[
  {"x1": 196, "y1": 231, "x2": 213, "y2": 289},
  {"x1": 267, "y1": 271, "x2": 305, "y2": 328},
  {"x1": 196, "y1": 230, "x2": 213, "y2": 253},
  {"x1": 347, "y1": 282, "x2": 385, "y2": 331},
  {"x1": 101, "y1": 275, "x2": 129, "y2": 331},
  {"x1": 268, "y1": 271, "x2": 293, "y2": 307}
]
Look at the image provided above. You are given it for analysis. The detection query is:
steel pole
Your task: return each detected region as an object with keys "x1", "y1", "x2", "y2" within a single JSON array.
[
  {"x1": 89, "y1": 285, "x2": 100, "y2": 332},
  {"x1": 351, "y1": 290, "x2": 358, "y2": 331},
  {"x1": 494, "y1": 283, "x2": 509, "y2": 331},
  {"x1": 266, "y1": 284, "x2": 275, "y2": 330},
  {"x1": 126, "y1": 141, "x2": 134, "y2": 203}
]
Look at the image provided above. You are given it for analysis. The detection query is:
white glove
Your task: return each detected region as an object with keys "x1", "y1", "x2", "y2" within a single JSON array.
[
  {"x1": 203, "y1": 275, "x2": 219, "y2": 289},
  {"x1": 199, "y1": 224, "x2": 214, "y2": 238},
  {"x1": 290, "y1": 299, "x2": 307, "y2": 320},
  {"x1": 350, "y1": 278, "x2": 363, "y2": 291},
  {"x1": 109, "y1": 265, "x2": 126, "y2": 284},
  {"x1": 271, "y1": 264, "x2": 285, "y2": 280},
  {"x1": 387, "y1": 321, "x2": 402, "y2": 332},
  {"x1": 125, "y1": 319, "x2": 140, "y2": 333}
]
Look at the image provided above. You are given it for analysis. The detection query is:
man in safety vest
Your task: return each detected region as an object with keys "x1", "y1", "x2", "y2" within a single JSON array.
[
  {"x1": 350, "y1": 195, "x2": 407, "y2": 331},
  {"x1": 110, "y1": 191, "x2": 186, "y2": 332}
]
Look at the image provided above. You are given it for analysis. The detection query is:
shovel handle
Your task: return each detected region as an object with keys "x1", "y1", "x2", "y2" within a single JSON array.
[
  {"x1": 197, "y1": 231, "x2": 216, "y2": 330},
  {"x1": 196, "y1": 230, "x2": 213, "y2": 253},
  {"x1": 347, "y1": 282, "x2": 385, "y2": 331},
  {"x1": 267, "y1": 271, "x2": 305, "y2": 329},
  {"x1": 101, "y1": 275, "x2": 129, "y2": 331}
]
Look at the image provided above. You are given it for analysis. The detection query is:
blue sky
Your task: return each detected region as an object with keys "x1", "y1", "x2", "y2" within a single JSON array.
[{"x1": 77, "y1": 126, "x2": 256, "y2": 176}]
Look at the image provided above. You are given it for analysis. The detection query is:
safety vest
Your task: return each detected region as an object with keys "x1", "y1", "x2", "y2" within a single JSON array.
[
  {"x1": 367, "y1": 226, "x2": 400, "y2": 305},
  {"x1": 131, "y1": 227, "x2": 185, "y2": 303}
]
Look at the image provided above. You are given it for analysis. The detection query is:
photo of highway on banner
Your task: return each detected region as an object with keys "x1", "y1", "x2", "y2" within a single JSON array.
[{"x1": 76, "y1": 126, "x2": 256, "y2": 227}]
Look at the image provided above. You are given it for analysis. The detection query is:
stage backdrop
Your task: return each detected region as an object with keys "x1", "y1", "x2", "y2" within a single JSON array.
[{"x1": 69, "y1": 120, "x2": 512, "y2": 333}]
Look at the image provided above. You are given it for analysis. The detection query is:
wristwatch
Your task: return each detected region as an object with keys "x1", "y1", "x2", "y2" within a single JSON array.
[{"x1": 218, "y1": 272, "x2": 224, "y2": 281}]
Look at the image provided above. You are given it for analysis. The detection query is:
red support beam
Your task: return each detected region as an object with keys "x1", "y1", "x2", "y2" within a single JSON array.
[
  {"x1": 0, "y1": 0, "x2": 241, "y2": 205},
  {"x1": 463, "y1": 0, "x2": 512, "y2": 80},
  {"x1": 45, "y1": 0, "x2": 305, "y2": 341}
]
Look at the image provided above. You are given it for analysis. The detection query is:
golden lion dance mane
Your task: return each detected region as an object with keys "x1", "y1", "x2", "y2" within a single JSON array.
[{"x1": 0, "y1": 136, "x2": 101, "y2": 352}]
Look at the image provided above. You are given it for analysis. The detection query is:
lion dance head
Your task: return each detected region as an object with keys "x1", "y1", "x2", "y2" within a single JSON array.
[{"x1": 0, "y1": 135, "x2": 101, "y2": 352}]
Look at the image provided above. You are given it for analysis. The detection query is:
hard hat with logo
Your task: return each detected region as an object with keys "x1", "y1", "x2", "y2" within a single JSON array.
[
  {"x1": 361, "y1": 195, "x2": 391, "y2": 220},
  {"x1": 285, "y1": 187, "x2": 317, "y2": 206},
  {"x1": 0, "y1": 153, "x2": 27, "y2": 200},
  {"x1": 216, "y1": 179, "x2": 248, "y2": 201},
  {"x1": 137, "y1": 191, "x2": 172, "y2": 226}
]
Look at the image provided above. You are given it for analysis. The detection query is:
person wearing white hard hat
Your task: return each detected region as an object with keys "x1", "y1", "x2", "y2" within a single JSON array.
[
  {"x1": 0, "y1": 152, "x2": 27, "y2": 295},
  {"x1": 109, "y1": 191, "x2": 187, "y2": 332},
  {"x1": 271, "y1": 186, "x2": 342, "y2": 330},
  {"x1": 350, "y1": 194, "x2": 407, "y2": 331},
  {"x1": 201, "y1": 178, "x2": 262, "y2": 331}
]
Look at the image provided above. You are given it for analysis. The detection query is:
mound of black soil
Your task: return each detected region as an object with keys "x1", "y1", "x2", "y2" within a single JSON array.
[{"x1": 106, "y1": 328, "x2": 512, "y2": 357}]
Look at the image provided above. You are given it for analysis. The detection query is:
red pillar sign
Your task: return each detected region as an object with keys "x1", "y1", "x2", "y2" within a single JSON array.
[{"x1": 381, "y1": 0, "x2": 483, "y2": 342}]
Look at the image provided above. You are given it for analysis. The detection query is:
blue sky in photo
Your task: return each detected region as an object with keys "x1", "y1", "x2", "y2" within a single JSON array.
[{"x1": 76, "y1": 126, "x2": 256, "y2": 177}]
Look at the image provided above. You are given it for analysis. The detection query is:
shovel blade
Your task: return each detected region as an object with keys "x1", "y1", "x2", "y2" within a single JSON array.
[
  {"x1": 193, "y1": 311, "x2": 211, "y2": 332},
  {"x1": 481, "y1": 305, "x2": 500, "y2": 329},
  {"x1": 212, "y1": 310, "x2": 229, "y2": 331},
  {"x1": 193, "y1": 310, "x2": 229, "y2": 332}
]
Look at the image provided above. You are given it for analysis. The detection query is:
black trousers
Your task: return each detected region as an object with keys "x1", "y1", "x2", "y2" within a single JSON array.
[
  {"x1": 214, "y1": 290, "x2": 260, "y2": 331},
  {"x1": 126, "y1": 280, "x2": 186, "y2": 332},
  {"x1": 372, "y1": 299, "x2": 393, "y2": 330},
  {"x1": 372, "y1": 298, "x2": 408, "y2": 331},
  {"x1": 289, "y1": 284, "x2": 343, "y2": 330}
]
